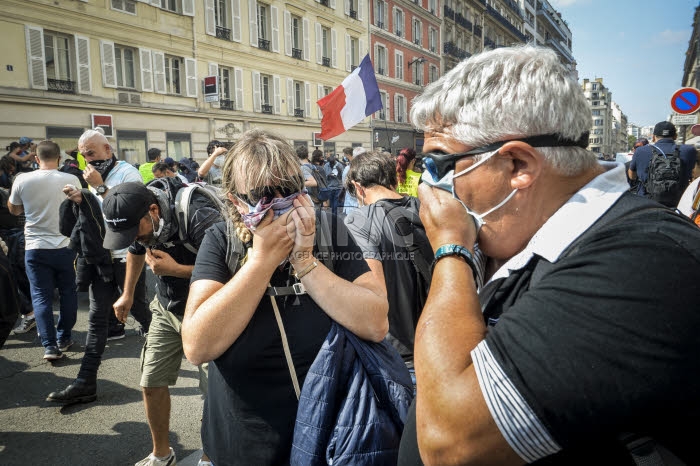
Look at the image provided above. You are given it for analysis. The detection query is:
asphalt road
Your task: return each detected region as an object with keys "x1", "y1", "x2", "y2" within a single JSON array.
[{"x1": 0, "y1": 290, "x2": 206, "y2": 466}]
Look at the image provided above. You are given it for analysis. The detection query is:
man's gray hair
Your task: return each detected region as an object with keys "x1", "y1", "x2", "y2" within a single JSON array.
[
  {"x1": 410, "y1": 45, "x2": 597, "y2": 175},
  {"x1": 78, "y1": 129, "x2": 109, "y2": 147}
]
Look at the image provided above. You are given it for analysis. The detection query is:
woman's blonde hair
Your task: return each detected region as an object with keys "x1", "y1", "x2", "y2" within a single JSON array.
[{"x1": 221, "y1": 128, "x2": 304, "y2": 245}]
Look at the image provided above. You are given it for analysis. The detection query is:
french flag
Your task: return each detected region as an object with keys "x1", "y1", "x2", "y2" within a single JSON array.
[{"x1": 317, "y1": 54, "x2": 383, "y2": 140}]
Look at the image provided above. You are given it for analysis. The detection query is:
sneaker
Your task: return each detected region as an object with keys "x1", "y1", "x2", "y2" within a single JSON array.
[
  {"x1": 43, "y1": 346, "x2": 63, "y2": 361},
  {"x1": 12, "y1": 314, "x2": 36, "y2": 334},
  {"x1": 135, "y1": 448, "x2": 176, "y2": 466},
  {"x1": 107, "y1": 326, "x2": 126, "y2": 341},
  {"x1": 57, "y1": 339, "x2": 74, "y2": 352},
  {"x1": 47, "y1": 379, "x2": 97, "y2": 404}
]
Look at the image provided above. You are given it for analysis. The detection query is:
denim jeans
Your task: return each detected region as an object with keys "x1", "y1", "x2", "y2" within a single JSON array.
[
  {"x1": 328, "y1": 188, "x2": 342, "y2": 217},
  {"x1": 77, "y1": 260, "x2": 149, "y2": 383},
  {"x1": 24, "y1": 247, "x2": 78, "y2": 348}
]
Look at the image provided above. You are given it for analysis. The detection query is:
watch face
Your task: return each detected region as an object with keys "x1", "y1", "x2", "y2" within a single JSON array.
[{"x1": 97, "y1": 185, "x2": 106, "y2": 194}]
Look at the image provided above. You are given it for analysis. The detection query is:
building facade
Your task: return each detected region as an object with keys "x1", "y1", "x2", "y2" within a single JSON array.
[
  {"x1": 519, "y1": 0, "x2": 574, "y2": 72},
  {"x1": 610, "y1": 101, "x2": 628, "y2": 154},
  {"x1": 1, "y1": 0, "x2": 373, "y2": 164},
  {"x1": 582, "y1": 77, "x2": 613, "y2": 157},
  {"x1": 681, "y1": 3, "x2": 700, "y2": 144}
]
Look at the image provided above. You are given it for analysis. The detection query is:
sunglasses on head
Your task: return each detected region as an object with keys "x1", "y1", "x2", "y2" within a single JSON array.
[
  {"x1": 421, "y1": 133, "x2": 590, "y2": 181},
  {"x1": 237, "y1": 175, "x2": 304, "y2": 205}
]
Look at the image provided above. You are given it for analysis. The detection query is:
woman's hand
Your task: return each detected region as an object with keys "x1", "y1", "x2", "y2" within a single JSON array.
[
  {"x1": 288, "y1": 194, "x2": 316, "y2": 268},
  {"x1": 249, "y1": 209, "x2": 295, "y2": 269}
]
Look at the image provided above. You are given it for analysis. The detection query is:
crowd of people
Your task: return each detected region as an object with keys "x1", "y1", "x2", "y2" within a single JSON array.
[{"x1": 2, "y1": 44, "x2": 699, "y2": 466}]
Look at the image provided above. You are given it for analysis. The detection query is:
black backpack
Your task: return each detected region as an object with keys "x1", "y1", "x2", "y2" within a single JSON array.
[
  {"x1": 304, "y1": 164, "x2": 332, "y2": 203},
  {"x1": 644, "y1": 145, "x2": 682, "y2": 207}
]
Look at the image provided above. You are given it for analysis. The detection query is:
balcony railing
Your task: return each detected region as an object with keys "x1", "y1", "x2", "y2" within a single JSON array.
[
  {"x1": 455, "y1": 13, "x2": 472, "y2": 30},
  {"x1": 351, "y1": 65, "x2": 357, "y2": 71},
  {"x1": 396, "y1": 115, "x2": 403, "y2": 123},
  {"x1": 536, "y1": 5, "x2": 566, "y2": 40},
  {"x1": 292, "y1": 48, "x2": 302, "y2": 59},
  {"x1": 378, "y1": 67, "x2": 385, "y2": 75},
  {"x1": 47, "y1": 78, "x2": 76, "y2": 94},
  {"x1": 396, "y1": 29, "x2": 402, "y2": 37},
  {"x1": 484, "y1": 37, "x2": 496, "y2": 48},
  {"x1": 443, "y1": 41, "x2": 471, "y2": 60},
  {"x1": 261, "y1": 104, "x2": 273, "y2": 114},
  {"x1": 376, "y1": 21, "x2": 384, "y2": 29},
  {"x1": 486, "y1": 5, "x2": 526, "y2": 42},
  {"x1": 379, "y1": 111, "x2": 386, "y2": 120},
  {"x1": 444, "y1": 5, "x2": 454, "y2": 17},
  {"x1": 258, "y1": 38, "x2": 271, "y2": 51},
  {"x1": 322, "y1": 57, "x2": 331, "y2": 67},
  {"x1": 294, "y1": 108, "x2": 304, "y2": 118},
  {"x1": 319, "y1": 0, "x2": 329, "y2": 6},
  {"x1": 414, "y1": 38, "x2": 421, "y2": 46},
  {"x1": 216, "y1": 26, "x2": 231, "y2": 41},
  {"x1": 474, "y1": 25, "x2": 482, "y2": 37},
  {"x1": 349, "y1": 9, "x2": 357, "y2": 19},
  {"x1": 220, "y1": 99, "x2": 235, "y2": 110},
  {"x1": 414, "y1": 78, "x2": 422, "y2": 86}
]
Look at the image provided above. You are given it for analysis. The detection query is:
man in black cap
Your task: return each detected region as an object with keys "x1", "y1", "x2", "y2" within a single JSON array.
[
  {"x1": 93, "y1": 181, "x2": 220, "y2": 466},
  {"x1": 628, "y1": 121, "x2": 697, "y2": 206}
]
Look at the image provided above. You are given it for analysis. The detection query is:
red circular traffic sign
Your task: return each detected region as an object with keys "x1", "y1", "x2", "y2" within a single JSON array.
[{"x1": 671, "y1": 87, "x2": 700, "y2": 114}]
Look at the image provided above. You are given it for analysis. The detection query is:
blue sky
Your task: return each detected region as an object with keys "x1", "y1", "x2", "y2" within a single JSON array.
[{"x1": 549, "y1": 0, "x2": 696, "y2": 127}]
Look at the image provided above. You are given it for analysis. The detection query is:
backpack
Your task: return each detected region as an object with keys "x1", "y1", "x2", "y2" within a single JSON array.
[
  {"x1": 304, "y1": 164, "x2": 332, "y2": 203},
  {"x1": 60, "y1": 159, "x2": 88, "y2": 188},
  {"x1": 644, "y1": 145, "x2": 683, "y2": 207},
  {"x1": 146, "y1": 177, "x2": 225, "y2": 253}
]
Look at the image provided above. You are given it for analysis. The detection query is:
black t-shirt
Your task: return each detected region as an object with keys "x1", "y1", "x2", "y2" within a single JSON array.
[
  {"x1": 129, "y1": 192, "x2": 221, "y2": 316},
  {"x1": 191, "y1": 216, "x2": 370, "y2": 466}
]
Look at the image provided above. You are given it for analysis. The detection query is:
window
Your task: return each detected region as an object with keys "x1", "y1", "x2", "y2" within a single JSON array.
[
  {"x1": 428, "y1": 0, "x2": 436, "y2": 13},
  {"x1": 375, "y1": 0, "x2": 387, "y2": 28},
  {"x1": 322, "y1": 26, "x2": 331, "y2": 67},
  {"x1": 378, "y1": 91, "x2": 388, "y2": 120},
  {"x1": 592, "y1": 100, "x2": 600, "y2": 106},
  {"x1": 219, "y1": 66, "x2": 233, "y2": 108},
  {"x1": 46, "y1": 126, "x2": 84, "y2": 158},
  {"x1": 395, "y1": 51, "x2": 403, "y2": 80},
  {"x1": 429, "y1": 27, "x2": 437, "y2": 53},
  {"x1": 348, "y1": 36, "x2": 359, "y2": 70},
  {"x1": 429, "y1": 64, "x2": 438, "y2": 83},
  {"x1": 162, "y1": 0, "x2": 180, "y2": 13},
  {"x1": 592, "y1": 110, "x2": 601, "y2": 116},
  {"x1": 395, "y1": 94, "x2": 405, "y2": 122},
  {"x1": 413, "y1": 19, "x2": 422, "y2": 46},
  {"x1": 258, "y1": 3, "x2": 270, "y2": 50},
  {"x1": 116, "y1": 130, "x2": 147, "y2": 164},
  {"x1": 294, "y1": 80, "x2": 305, "y2": 117},
  {"x1": 215, "y1": 0, "x2": 231, "y2": 39},
  {"x1": 394, "y1": 8, "x2": 404, "y2": 37},
  {"x1": 111, "y1": 0, "x2": 136, "y2": 14},
  {"x1": 292, "y1": 16, "x2": 302, "y2": 59},
  {"x1": 412, "y1": 59, "x2": 423, "y2": 86},
  {"x1": 44, "y1": 32, "x2": 74, "y2": 92},
  {"x1": 592, "y1": 83, "x2": 598, "y2": 90},
  {"x1": 591, "y1": 92, "x2": 599, "y2": 99},
  {"x1": 594, "y1": 119, "x2": 603, "y2": 126},
  {"x1": 115, "y1": 45, "x2": 136, "y2": 89},
  {"x1": 166, "y1": 132, "x2": 192, "y2": 159},
  {"x1": 348, "y1": 0, "x2": 359, "y2": 18},
  {"x1": 164, "y1": 56, "x2": 182, "y2": 94},
  {"x1": 261, "y1": 73, "x2": 272, "y2": 113},
  {"x1": 376, "y1": 45, "x2": 387, "y2": 75}
]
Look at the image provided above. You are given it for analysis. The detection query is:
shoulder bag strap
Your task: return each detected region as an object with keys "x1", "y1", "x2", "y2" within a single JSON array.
[{"x1": 269, "y1": 294, "x2": 300, "y2": 400}]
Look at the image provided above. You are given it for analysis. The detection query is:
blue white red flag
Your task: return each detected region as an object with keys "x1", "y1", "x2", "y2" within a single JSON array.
[{"x1": 317, "y1": 54, "x2": 383, "y2": 140}]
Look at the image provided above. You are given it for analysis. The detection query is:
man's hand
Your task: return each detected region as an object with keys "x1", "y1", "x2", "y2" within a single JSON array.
[
  {"x1": 62, "y1": 184, "x2": 83, "y2": 204},
  {"x1": 83, "y1": 164, "x2": 104, "y2": 189},
  {"x1": 146, "y1": 248, "x2": 180, "y2": 276},
  {"x1": 248, "y1": 210, "x2": 294, "y2": 269},
  {"x1": 418, "y1": 183, "x2": 477, "y2": 252},
  {"x1": 211, "y1": 146, "x2": 227, "y2": 158},
  {"x1": 113, "y1": 294, "x2": 134, "y2": 324}
]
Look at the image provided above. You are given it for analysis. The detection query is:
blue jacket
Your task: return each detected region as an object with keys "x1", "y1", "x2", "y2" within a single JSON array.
[
  {"x1": 291, "y1": 323, "x2": 414, "y2": 466},
  {"x1": 629, "y1": 138, "x2": 697, "y2": 196}
]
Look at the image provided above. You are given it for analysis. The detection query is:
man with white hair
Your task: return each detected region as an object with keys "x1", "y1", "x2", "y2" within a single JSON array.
[
  {"x1": 397, "y1": 45, "x2": 700, "y2": 465},
  {"x1": 47, "y1": 129, "x2": 150, "y2": 405}
]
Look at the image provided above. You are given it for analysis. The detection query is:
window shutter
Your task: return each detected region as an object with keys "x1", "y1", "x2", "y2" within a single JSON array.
[
  {"x1": 75, "y1": 35, "x2": 92, "y2": 94},
  {"x1": 359, "y1": 38, "x2": 365, "y2": 57},
  {"x1": 99, "y1": 39, "x2": 117, "y2": 88},
  {"x1": 373, "y1": 44, "x2": 378, "y2": 73},
  {"x1": 249, "y1": 0, "x2": 258, "y2": 46},
  {"x1": 403, "y1": 95, "x2": 407, "y2": 122},
  {"x1": 331, "y1": 29, "x2": 337, "y2": 68},
  {"x1": 330, "y1": 0, "x2": 336, "y2": 9},
  {"x1": 140, "y1": 48, "x2": 154, "y2": 92},
  {"x1": 271, "y1": 6, "x2": 279, "y2": 53},
  {"x1": 317, "y1": 84, "x2": 324, "y2": 119},
  {"x1": 345, "y1": 34, "x2": 350, "y2": 72},
  {"x1": 344, "y1": 0, "x2": 350, "y2": 16},
  {"x1": 358, "y1": 0, "x2": 364, "y2": 21},
  {"x1": 182, "y1": 0, "x2": 194, "y2": 16},
  {"x1": 305, "y1": 82, "x2": 311, "y2": 118},
  {"x1": 315, "y1": 23, "x2": 322, "y2": 65},
  {"x1": 284, "y1": 10, "x2": 292, "y2": 56},
  {"x1": 252, "y1": 70, "x2": 261, "y2": 112},
  {"x1": 383, "y1": 5, "x2": 388, "y2": 30},
  {"x1": 273, "y1": 75, "x2": 281, "y2": 114},
  {"x1": 385, "y1": 92, "x2": 390, "y2": 120},
  {"x1": 234, "y1": 66, "x2": 244, "y2": 109},
  {"x1": 287, "y1": 77, "x2": 294, "y2": 115},
  {"x1": 373, "y1": 0, "x2": 379, "y2": 25},
  {"x1": 302, "y1": 18, "x2": 310, "y2": 61},
  {"x1": 394, "y1": 51, "x2": 400, "y2": 80},
  {"x1": 393, "y1": 94, "x2": 398, "y2": 121},
  {"x1": 392, "y1": 7, "x2": 397, "y2": 33},
  {"x1": 205, "y1": 0, "x2": 216, "y2": 36},
  {"x1": 152, "y1": 50, "x2": 166, "y2": 94},
  {"x1": 185, "y1": 57, "x2": 197, "y2": 97},
  {"x1": 231, "y1": 0, "x2": 242, "y2": 42}
]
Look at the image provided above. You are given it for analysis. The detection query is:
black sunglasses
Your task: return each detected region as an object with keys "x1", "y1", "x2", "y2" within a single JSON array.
[
  {"x1": 422, "y1": 133, "x2": 590, "y2": 181},
  {"x1": 237, "y1": 176, "x2": 304, "y2": 205}
]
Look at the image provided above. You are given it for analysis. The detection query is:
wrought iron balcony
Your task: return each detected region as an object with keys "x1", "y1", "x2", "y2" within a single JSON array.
[
  {"x1": 258, "y1": 38, "x2": 271, "y2": 51},
  {"x1": 396, "y1": 29, "x2": 402, "y2": 37},
  {"x1": 396, "y1": 115, "x2": 403, "y2": 123},
  {"x1": 443, "y1": 41, "x2": 471, "y2": 60},
  {"x1": 474, "y1": 25, "x2": 482, "y2": 37},
  {"x1": 486, "y1": 5, "x2": 526, "y2": 42},
  {"x1": 351, "y1": 65, "x2": 357, "y2": 71},
  {"x1": 379, "y1": 111, "x2": 386, "y2": 120},
  {"x1": 294, "y1": 108, "x2": 304, "y2": 118},
  {"x1": 414, "y1": 38, "x2": 421, "y2": 46},
  {"x1": 349, "y1": 9, "x2": 357, "y2": 19},
  {"x1": 414, "y1": 78, "x2": 421, "y2": 86},
  {"x1": 376, "y1": 21, "x2": 384, "y2": 29},
  {"x1": 220, "y1": 99, "x2": 235, "y2": 110},
  {"x1": 216, "y1": 26, "x2": 231, "y2": 41},
  {"x1": 319, "y1": 0, "x2": 329, "y2": 6},
  {"x1": 322, "y1": 57, "x2": 331, "y2": 67},
  {"x1": 261, "y1": 104, "x2": 273, "y2": 114},
  {"x1": 484, "y1": 37, "x2": 496, "y2": 48},
  {"x1": 292, "y1": 48, "x2": 302, "y2": 59},
  {"x1": 378, "y1": 67, "x2": 385, "y2": 75},
  {"x1": 444, "y1": 5, "x2": 454, "y2": 17},
  {"x1": 47, "y1": 79, "x2": 76, "y2": 94}
]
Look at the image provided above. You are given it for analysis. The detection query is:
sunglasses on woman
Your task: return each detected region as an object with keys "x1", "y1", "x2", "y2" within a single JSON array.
[{"x1": 237, "y1": 175, "x2": 304, "y2": 205}]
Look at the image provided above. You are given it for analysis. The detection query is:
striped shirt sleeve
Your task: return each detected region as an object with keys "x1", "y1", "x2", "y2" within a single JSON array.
[{"x1": 471, "y1": 340, "x2": 561, "y2": 463}]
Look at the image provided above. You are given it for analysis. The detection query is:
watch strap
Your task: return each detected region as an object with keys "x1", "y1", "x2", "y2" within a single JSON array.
[{"x1": 431, "y1": 244, "x2": 478, "y2": 282}]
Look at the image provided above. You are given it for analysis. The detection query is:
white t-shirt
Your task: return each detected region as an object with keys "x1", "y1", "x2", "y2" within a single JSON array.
[
  {"x1": 90, "y1": 160, "x2": 143, "y2": 259},
  {"x1": 677, "y1": 177, "x2": 700, "y2": 218},
  {"x1": 9, "y1": 169, "x2": 81, "y2": 250}
]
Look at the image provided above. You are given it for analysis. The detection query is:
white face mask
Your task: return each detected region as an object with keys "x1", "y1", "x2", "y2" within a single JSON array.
[
  {"x1": 150, "y1": 215, "x2": 164, "y2": 239},
  {"x1": 450, "y1": 150, "x2": 517, "y2": 232}
]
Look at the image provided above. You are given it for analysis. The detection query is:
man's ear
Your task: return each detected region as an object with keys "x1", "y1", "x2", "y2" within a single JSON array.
[
  {"x1": 228, "y1": 193, "x2": 248, "y2": 215},
  {"x1": 500, "y1": 141, "x2": 542, "y2": 190},
  {"x1": 149, "y1": 203, "x2": 160, "y2": 216}
]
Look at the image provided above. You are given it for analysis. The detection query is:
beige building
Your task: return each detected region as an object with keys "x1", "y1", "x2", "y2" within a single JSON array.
[
  {"x1": 519, "y1": 0, "x2": 574, "y2": 74},
  {"x1": 610, "y1": 101, "x2": 628, "y2": 155},
  {"x1": 582, "y1": 77, "x2": 613, "y2": 156},
  {"x1": 0, "y1": 0, "x2": 372, "y2": 164}
]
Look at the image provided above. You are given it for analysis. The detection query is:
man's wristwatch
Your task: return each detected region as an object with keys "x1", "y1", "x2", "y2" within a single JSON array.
[
  {"x1": 431, "y1": 244, "x2": 478, "y2": 282},
  {"x1": 96, "y1": 184, "x2": 108, "y2": 196}
]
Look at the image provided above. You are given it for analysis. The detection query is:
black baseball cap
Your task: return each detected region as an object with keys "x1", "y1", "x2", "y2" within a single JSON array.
[
  {"x1": 653, "y1": 121, "x2": 677, "y2": 138},
  {"x1": 102, "y1": 182, "x2": 153, "y2": 250}
]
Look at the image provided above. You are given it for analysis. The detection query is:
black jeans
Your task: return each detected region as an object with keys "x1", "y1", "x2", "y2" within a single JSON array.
[{"x1": 77, "y1": 261, "x2": 149, "y2": 383}]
